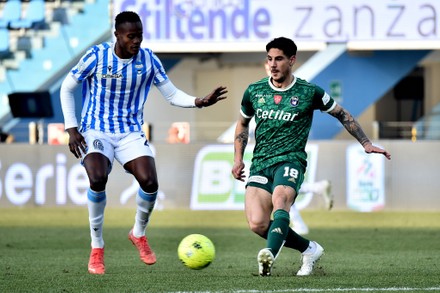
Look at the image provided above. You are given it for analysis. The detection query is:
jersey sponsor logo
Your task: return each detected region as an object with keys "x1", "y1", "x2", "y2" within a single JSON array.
[
  {"x1": 97, "y1": 73, "x2": 123, "y2": 79},
  {"x1": 274, "y1": 95, "x2": 282, "y2": 104},
  {"x1": 248, "y1": 175, "x2": 268, "y2": 184},
  {"x1": 290, "y1": 96, "x2": 299, "y2": 107},
  {"x1": 256, "y1": 109, "x2": 299, "y2": 122},
  {"x1": 322, "y1": 92, "x2": 330, "y2": 105}
]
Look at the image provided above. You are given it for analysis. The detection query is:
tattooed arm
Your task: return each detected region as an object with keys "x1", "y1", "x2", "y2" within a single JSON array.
[
  {"x1": 329, "y1": 104, "x2": 391, "y2": 160},
  {"x1": 232, "y1": 115, "x2": 251, "y2": 181}
]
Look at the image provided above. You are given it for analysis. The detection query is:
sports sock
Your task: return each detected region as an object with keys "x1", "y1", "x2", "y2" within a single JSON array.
[
  {"x1": 266, "y1": 209, "x2": 290, "y2": 257},
  {"x1": 302, "y1": 240, "x2": 317, "y2": 254},
  {"x1": 262, "y1": 220, "x2": 310, "y2": 253},
  {"x1": 133, "y1": 188, "x2": 157, "y2": 237},
  {"x1": 87, "y1": 188, "x2": 106, "y2": 248},
  {"x1": 285, "y1": 228, "x2": 310, "y2": 252}
]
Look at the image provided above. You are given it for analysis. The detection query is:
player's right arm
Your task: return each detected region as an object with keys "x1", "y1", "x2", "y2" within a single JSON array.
[
  {"x1": 232, "y1": 88, "x2": 254, "y2": 181},
  {"x1": 232, "y1": 114, "x2": 251, "y2": 182},
  {"x1": 60, "y1": 48, "x2": 98, "y2": 158},
  {"x1": 60, "y1": 74, "x2": 87, "y2": 159}
]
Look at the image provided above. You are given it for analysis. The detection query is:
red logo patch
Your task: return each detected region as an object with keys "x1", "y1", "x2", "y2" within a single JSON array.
[{"x1": 274, "y1": 95, "x2": 282, "y2": 104}]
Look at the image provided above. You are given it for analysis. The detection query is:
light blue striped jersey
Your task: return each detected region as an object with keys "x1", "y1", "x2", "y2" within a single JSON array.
[{"x1": 70, "y1": 42, "x2": 168, "y2": 133}]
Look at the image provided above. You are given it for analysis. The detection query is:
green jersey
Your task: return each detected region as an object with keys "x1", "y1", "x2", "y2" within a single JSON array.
[{"x1": 241, "y1": 76, "x2": 336, "y2": 173}]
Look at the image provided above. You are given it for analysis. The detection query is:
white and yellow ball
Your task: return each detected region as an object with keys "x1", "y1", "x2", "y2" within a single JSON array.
[{"x1": 178, "y1": 234, "x2": 215, "y2": 270}]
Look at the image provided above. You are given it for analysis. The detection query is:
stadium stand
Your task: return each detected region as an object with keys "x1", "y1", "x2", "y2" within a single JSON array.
[
  {"x1": 0, "y1": 0, "x2": 111, "y2": 140},
  {"x1": 0, "y1": 0, "x2": 21, "y2": 28},
  {"x1": 1, "y1": 0, "x2": 439, "y2": 141},
  {"x1": 0, "y1": 27, "x2": 12, "y2": 58},
  {"x1": 9, "y1": 0, "x2": 48, "y2": 31}
]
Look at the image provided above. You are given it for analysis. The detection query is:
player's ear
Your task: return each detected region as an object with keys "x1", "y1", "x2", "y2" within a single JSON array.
[{"x1": 290, "y1": 56, "x2": 296, "y2": 66}]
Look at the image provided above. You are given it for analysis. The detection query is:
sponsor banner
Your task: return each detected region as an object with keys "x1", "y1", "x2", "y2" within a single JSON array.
[
  {"x1": 113, "y1": 0, "x2": 440, "y2": 52},
  {"x1": 0, "y1": 145, "x2": 166, "y2": 208},
  {"x1": 190, "y1": 144, "x2": 318, "y2": 210},
  {"x1": 346, "y1": 143, "x2": 385, "y2": 212}
]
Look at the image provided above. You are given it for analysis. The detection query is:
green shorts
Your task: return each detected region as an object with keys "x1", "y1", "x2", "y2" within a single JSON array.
[{"x1": 246, "y1": 162, "x2": 306, "y2": 194}]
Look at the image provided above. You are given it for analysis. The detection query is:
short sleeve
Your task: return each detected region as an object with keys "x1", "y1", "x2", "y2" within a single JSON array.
[
  {"x1": 312, "y1": 85, "x2": 336, "y2": 112},
  {"x1": 71, "y1": 47, "x2": 98, "y2": 82},
  {"x1": 240, "y1": 86, "x2": 254, "y2": 118},
  {"x1": 150, "y1": 51, "x2": 169, "y2": 85}
]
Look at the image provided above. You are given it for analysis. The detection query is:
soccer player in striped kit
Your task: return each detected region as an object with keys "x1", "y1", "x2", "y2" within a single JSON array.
[{"x1": 60, "y1": 11, "x2": 227, "y2": 274}]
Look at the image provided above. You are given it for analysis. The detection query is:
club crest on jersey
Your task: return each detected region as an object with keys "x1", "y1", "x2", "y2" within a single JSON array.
[
  {"x1": 290, "y1": 96, "x2": 299, "y2": 107},
  {"x1": 274, "y1": 95, "x2": 282, "y2": 104},
  {"x1": 93, "y1": 139, "x2": 104, "y2": 151}
]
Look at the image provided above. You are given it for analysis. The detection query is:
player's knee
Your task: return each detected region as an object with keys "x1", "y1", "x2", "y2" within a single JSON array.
[
  {"x1": 248, "y1": 221, "x2": 268, "y2": 237},
  {"x1": 138, "y1": 177, "x2": 159, "y2": 193},
  {"x1": 88, "y1": 173, "x2": 108, "y2": 191}
]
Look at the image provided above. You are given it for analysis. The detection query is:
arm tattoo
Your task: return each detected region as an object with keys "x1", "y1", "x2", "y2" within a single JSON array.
[
  {"x1": 235, "y1": 130, "x2": 248, "y2": 154},
  {"x1": 331, "y1": 107, "x2": 370, "y2": 146}
]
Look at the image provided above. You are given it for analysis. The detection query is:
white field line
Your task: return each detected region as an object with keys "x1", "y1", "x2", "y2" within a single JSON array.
[{"x1": 175, "y1": 287, "x2": 440, "y2": 293}]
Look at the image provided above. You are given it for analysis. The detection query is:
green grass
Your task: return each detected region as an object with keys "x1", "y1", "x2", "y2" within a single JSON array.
[{"x1": 1, "y1": 208, "x2": 439, "y2": 292}]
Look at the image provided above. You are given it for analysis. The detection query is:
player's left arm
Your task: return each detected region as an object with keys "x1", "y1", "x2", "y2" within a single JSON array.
[
  {"x1": 194, "y1": 86, "x2": 228, "y2": 108},
  {"x1": 156, "y1": 80, "x2": 227, "y2": 108},
  {"x1": 328, "y1": 104, "x2": 391, "y2": 160}
]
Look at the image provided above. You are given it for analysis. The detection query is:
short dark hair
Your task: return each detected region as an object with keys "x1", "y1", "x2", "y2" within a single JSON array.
[
  {"x1": 115, "y1": 11, "x2": 141, "y2": 30},
  {"x1": 266, "y1": 37, "x2": 297, "y2": 57}
]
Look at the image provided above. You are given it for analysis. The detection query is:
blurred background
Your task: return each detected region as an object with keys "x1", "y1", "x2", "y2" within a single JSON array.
[{"x1": 0, "y1": 0, "x2": 439, "y2": 211}]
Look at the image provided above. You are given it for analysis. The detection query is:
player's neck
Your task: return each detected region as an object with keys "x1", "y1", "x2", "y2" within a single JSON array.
[{"x1": 271, "y1": 74, "x2": 294, "y2": 89}]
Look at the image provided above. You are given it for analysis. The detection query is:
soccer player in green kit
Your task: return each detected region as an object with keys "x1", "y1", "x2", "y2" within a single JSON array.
[{"x1": 231, "y1": 37, "x2": 391, "y2": 277}]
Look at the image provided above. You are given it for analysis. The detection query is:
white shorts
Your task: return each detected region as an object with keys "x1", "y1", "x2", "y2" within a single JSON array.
[{"x1": 81, "y1": 129, "x2": 154, "y2": 167}]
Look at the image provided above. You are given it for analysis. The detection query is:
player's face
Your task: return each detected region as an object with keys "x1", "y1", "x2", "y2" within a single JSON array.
[
  {"x1": 114, "y1": 21, "x2": 143, "y2": 59},
  {"x1": 266, "y1": 48, "x2": 295, "y2": 85}
]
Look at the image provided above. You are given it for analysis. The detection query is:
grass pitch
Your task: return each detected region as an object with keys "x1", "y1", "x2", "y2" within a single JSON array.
[{"x1": 1, "y1": 208, "x2": 439, "y2": 293}]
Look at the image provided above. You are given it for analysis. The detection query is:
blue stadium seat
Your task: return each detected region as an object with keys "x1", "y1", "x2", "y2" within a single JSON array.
[
  {"x1": 9, "y1": 0, "x2": 47, "y2": 30},
  {"x1": 0, "y1": 27, "x2": 13, "y2": 59},
  {"x1": 0, "y1": 0, "x2": 21, "y2": 28}
]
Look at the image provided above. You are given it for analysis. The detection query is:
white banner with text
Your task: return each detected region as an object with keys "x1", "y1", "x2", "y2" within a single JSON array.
[{"x1": 114, "y1": 0, "x2": 440, "y2": 51}]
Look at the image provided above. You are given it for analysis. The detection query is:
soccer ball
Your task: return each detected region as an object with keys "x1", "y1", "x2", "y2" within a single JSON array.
[{"x1": 178, "y1": 234, "x2": 215, "y2": 270}]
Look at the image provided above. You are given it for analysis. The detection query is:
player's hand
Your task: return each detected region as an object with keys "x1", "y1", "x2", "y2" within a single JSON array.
[
  {"x1": 364, "y1": 143, "x2": 391, "y2": 160},
  {"x1": 66, "y1": 128, "x2": 87, "y2": 159},
  {"x1": 232, "y1": 161, "x2": 246, "y2": 182},
  {"x1": 196, "y1": 86, "x2": 227, "y2": 107}
]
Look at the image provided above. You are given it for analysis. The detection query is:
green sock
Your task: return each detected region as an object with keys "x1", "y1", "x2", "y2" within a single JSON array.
[
  {"x1": 262, "y1": 220, "x2": 310, "y2": 253},
  {"x1": 266, "y1": 209, "x2": 290, "y2": 257},
  {"x1": 284, "y1": 228, "x2": 310, "y2": 253}
]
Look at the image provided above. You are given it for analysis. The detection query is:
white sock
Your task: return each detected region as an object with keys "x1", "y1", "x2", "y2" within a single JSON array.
[
  {"x1": 303, "y1": 241, "x2": 317, "y2": 254},
  {"x1": 133, "y1": 188, "x2": 157, "y2": 237},
  {"x1": 87, "y1": 189, "x2": 106, "y2": 249}
]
